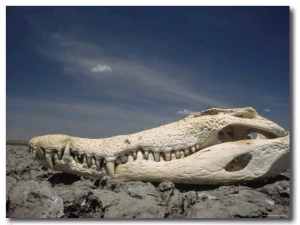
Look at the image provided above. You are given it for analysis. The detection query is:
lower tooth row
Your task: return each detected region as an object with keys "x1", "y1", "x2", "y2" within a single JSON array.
[{"x1": 36, "y1": 143, "x2": 202, "y2": 175}]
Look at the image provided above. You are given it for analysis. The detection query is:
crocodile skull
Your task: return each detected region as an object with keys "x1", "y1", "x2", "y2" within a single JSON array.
[{"x1": 28, "y1": 107, "x2": 289, "y2": 185}]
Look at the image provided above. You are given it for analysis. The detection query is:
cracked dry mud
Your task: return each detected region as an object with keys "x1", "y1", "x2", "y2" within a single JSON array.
[{"x1": 6, "y1": 145, "x2": 290, "y2": 218}]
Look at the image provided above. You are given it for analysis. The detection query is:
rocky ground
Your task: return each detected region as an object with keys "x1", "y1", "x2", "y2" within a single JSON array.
[{"x1": 6, "y1": 144, "x2": 290, "y2": 219}]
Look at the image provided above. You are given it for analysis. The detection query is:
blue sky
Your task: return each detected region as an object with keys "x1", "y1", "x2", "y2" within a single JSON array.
[{"x1": 6, "y1": 6, "x2": 290, "y2": 140}]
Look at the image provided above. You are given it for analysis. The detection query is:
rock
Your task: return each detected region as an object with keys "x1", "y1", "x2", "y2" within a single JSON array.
[
  {"x1": 6, "y1": 144, "x2": 290, "y2": 218},
  {"x1": 185, "y1": 185, "x2": 288, "y2": 218},
  {"x1": 97, "y1": 180, "x2": 166, "y2": 218},
  {"x1": 259, "y1": 180, "x2": 290, "y2": 205},
  {"x1": 63, "y1": 191, "x2": 102, "y2": 218},
  {"x1": 7, "y1": 180, "x2": 64, "y2": 218}
]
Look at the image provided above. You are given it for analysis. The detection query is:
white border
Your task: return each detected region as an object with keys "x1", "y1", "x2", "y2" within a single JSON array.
[{"x1": 2, "y1": 1, "x2": 298, "y2": 225}]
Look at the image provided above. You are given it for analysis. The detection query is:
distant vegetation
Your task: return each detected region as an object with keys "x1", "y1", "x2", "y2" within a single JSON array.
[{"x1": 6, "y1": 140, "x2": 28, "y2": 146}]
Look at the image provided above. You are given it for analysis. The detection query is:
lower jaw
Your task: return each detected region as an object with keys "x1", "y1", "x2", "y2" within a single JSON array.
[
  {"x1": 113, "y1": 136, "x2": 289, "y2": 185},
  {"x1": 40, "y1": 135, "x2": 289, "y2": 185}
]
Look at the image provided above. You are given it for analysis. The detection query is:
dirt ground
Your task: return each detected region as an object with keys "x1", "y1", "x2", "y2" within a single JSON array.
[{"x1": 6, "y1": 144, "x2": 290, "y2": 219}]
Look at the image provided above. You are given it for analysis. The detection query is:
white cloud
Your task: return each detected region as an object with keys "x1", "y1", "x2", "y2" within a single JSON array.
[
  {"x1": 91, "y1": 64, "x2": 112, "y2": 73},
  {"x1": 177, "y1": 109, "x2": 196, "y2": 115},
  {"x1": 37, "y1": 32, "x2": 232, "y2": 108},
  {"x1": 264, "y1": 108, "x2": 271, "y2": 112}
]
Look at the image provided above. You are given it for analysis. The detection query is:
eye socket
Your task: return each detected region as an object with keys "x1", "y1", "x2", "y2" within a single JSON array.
[
  {"x1": 234, "y1": 114, "x2": 244, "y2": 118},
  {"x1": 232, "y1": 112, "x2": 254, "y2": 119}
]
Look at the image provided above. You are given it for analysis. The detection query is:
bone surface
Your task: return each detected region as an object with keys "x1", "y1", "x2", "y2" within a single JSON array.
[{"x1": 28, "y1": 107, "x2": 289, "y2": 184}]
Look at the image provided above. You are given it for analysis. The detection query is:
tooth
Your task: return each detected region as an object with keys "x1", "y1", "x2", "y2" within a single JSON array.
[
  {"x1": 92, "y1": 157, "x2": 96, "y2": 166},
  {"x1": 180, "y1": 151, "x2": 185, "y2": 159},
  {"x1": 148, "y1": 152, "x2": 154, "y2": 161},
  {"x1": 106, "y1": 161, "x2": 115, "y2": 177},
  {"x1": 153, "y1": 152, "x2": 160, "y2": 162},
  {"x1": 74, "y1": 155, "x2": 79, "y2": 163},
  {"x1": 54, "y1": 153, "x2": 59, "y2": 161},
  {"x1": 64, "y1": 142, "x2": 71, "y2": 157},
  {"x1": 83, "y1": 155, "x2": 88, "y2": 167},
  {"x1": 137, "y1": 150, "x2": 143, "y2": 160},
  {"x1": 33, "y1": 149, "x2": 37, "y2": 160},
  {"x1": 144, "y1": 150, "x2": 149, "y2": 159},
  {"x1": 128, "y1": 152, "x2": 134, "y2": 162},
  {"x1": 40, "y1": 147, "x2": 45, "y2": 156},
  {"x1": 164, "y1": 152, "x2": 171, "y2": 161},
  {"x1": 87, "y1": 155, "x2": 92, "y2": 168},
  {"x1": 196, "y1": 144, "x2": 200, "y2": 150},
  {"x1": 160, "y1": 155, "x2": 164, "y2": 161},
  {"x1": 45, "y1": 153, "x2": 54, "y2": 169},
  {"x1": 58, "y1": 151, "x2": 62, "y2": 160},
  {"x1": 132, "y1": 151, "x2": 137, "y2": 159},
  {"x1": 95, "y1": 157, "x2": 101, "y2": 170},
  {"x1": 171, "y1": 153, "x2": 176, "y2": 160},
  {"x1": 175, "y1": 150, "x2": 180, "y2": 159},
  {"x1": 184, "y1": 149, "x2": 190, "y2": 156},
  {"x1": 191, "y1": 147, "x2": 196, "y2": 153}
]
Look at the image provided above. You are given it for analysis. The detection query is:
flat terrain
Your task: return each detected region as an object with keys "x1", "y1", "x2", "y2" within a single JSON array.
[{"x1": 6, "y1": 144, "x2": 290, "y2": 218}]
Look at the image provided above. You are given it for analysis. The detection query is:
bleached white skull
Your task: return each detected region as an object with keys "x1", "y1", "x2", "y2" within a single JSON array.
[{"x1": 28, "y1": 107, "x2": 289, "y2": 185}]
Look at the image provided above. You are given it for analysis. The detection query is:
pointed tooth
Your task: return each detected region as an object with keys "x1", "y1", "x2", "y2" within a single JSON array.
[
  {"x1": 148, "y1": 152, "x2": 154, "y2": 161},
  {"x1": 83, "y1": 155, "x2": 88, "y2": 167},
  {"x1": 164, "y1": 152, "x2": 171, "y2": 161},
  {"x1": 87, "y1": 155, "x2": 92, "y2": 168},
  {"x1": 160, "y1": 155, "x2": 164, "y2": 161},
  {"x1": 40, "y1": 147, "x2": 45, "y2": 156},
  {"x1": 180, "y1": 151, "x2": 185, "y2": 159},
  {"x1": 153, "y1": 152, "x2": 160, "y2": 162},
  {"x1": 33, "y1": 149, "x2": 37, "y2": 160},
  {"x1": 184, "y1": 149, "x2": 190, "y2": 156},
  {"x1": 74, "y1": 155, "x2": 79, "y2": 163},
  {"x1": 175, "y1": 150, "x2": 180, "y2": 159},
  {"x1": 144, "y1": 150, "x2": 149, "y2": 159},
  {"x1": 45, "y1": 153, "x2": 54, "y2": 170},
  {"x1": 64, "y1": 142, "x2": 71, "y2": 157},
  {"x1": 95, "y1": 157, "x2": 101, "y2": 170},
  {"x1": 128, "y1": 152, "x2": 134, "y2": 162},
  {"x1": 92, "y1": 157, "x2": 96, "y2": 166},
  {"x1": 106, "y1": 161, "x2": 115, "y2": 177},
  {"x1": 54, "y1": 153, "x2": 59, "y2": 162},
  {"x1": 191, "y1": 147, "x2": 196, "y2": 153},
  {"x1": 171, "y1": 153, "x2": 176, "y2": 160},
  {"x1": 132, "y1": 151, "x2": 137, "y2": 159},
  {"x1": 57, "y1": 151, "x2": 62, "y2": 160},
  {"x1": 137, "y1": 150, "x2": 143, "y2": 160}
]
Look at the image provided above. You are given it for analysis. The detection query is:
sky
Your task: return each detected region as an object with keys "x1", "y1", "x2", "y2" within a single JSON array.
[{"x1": 6, "y1": 6, "x2": 290, "y2": 140}]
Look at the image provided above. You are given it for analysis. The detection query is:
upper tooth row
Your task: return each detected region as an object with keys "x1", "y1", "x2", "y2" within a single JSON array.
[{"x1": 29, "y1": 142, "x2": 202, "y2": 170}]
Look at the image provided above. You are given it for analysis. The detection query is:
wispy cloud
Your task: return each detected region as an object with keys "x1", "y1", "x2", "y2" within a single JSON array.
[
  {"x1": 264, "y1": 108, "x2": 271, "y2": 112},
  {"x1": 177, "y1": 109, "x2": 196, "y2": 115},
  {"x1": 91, "y1": 64, "x2": 112, "y2": 73},
  {"x1": 37, "y1": 32, "x2": 231, "y2": 109}
]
